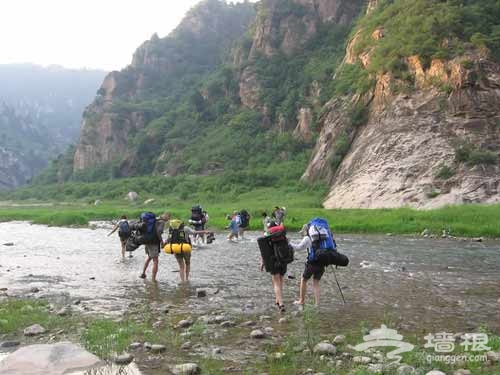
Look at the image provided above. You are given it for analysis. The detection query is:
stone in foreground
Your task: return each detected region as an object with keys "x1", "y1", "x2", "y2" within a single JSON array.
[
  {"x1": 0, "y1": 342, "x2": 102, "y2": 375},
  {"x1": 250, "y1": 329, "x2": 266, "y2": 339},
  {"x1": 171, "y1": 363, "x2": 201, "y2": 374},
  {"x1": 313, "y1": 342, "x2": 337, "y2": 355}
]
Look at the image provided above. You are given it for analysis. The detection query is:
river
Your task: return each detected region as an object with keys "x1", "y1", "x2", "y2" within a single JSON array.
[{"x1": 1, "y1": 221, "x2": 499, "y2": 335}]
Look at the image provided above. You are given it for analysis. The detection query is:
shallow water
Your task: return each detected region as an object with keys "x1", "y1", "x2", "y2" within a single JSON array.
[{"x1": 1, "y1": 221, "x2": 499, "y2": 334}]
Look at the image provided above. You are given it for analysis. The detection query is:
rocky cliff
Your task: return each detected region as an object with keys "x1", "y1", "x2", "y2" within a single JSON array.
[
  {"x1": 73, "y1": 0, "x2": 256, "y2": 173},
  {"x1": 303, "y1": 0, "x2": 500, "y2": 208},
  {"x1": 67, "y1": 0, "x2": 500, "y2": 208}
]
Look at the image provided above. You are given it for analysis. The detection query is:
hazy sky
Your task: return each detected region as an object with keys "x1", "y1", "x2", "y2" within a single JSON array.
[{"x1": 0, "y1": 0, "x2": 250, "y2": 71}]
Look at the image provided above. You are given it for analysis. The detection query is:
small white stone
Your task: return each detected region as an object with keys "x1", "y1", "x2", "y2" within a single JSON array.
[
  {"x1": 23, "y1": 324, "x2": 46, "y2": 336},
  {"x1": 171, "y1": 363, "x2": 200, "y2": 375},
  {"x1": 353, "y1": 356, "x2": 372, "y2": 364}
]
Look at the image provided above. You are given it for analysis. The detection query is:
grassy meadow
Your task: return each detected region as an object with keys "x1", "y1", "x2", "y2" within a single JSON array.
[{"x1": 0, "y1": 184, "x2": 499, "y2": 237}]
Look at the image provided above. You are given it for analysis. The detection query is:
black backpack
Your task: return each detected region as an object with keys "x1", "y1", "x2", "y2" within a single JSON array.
[
  {"x1": 240, "y1": 209, "x2": 250, "y2": 228},
  {"x1": 118, "y1": 220, "x2": 131, "y2": 239}
]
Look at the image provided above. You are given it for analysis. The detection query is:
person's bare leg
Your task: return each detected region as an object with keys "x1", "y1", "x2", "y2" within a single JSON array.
[
  {"x1": 312, "y1": 279, "x2": 320, "y2": 305},
  {"x1": 121, "y1": 241, "x2": 126, "y2": 258},
  {"x1": 295, "y1": 277, "x2": 307, "y2": 305},
  {"x1": 142, "y1": 257, "x2": 151, "y2": 276},
  {"x1": 185, "y1": 262, "x2": 190, "y2": 281},
  {"x1": 272, "y1": 274, "x2": 284, "y2": 306},
  {"x1": 151, "y1": 258, "x2": 159, "y2": 282},
  {"x1": 176, "y1": 257, "x2": 185, "y2": 282}
]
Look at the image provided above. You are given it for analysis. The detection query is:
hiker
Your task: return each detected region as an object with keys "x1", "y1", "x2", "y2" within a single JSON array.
[
  {"x1": 189, "y1": 205, "x2": 207, "y2": 244},
  {"x1": 107, "y1": 215, "x2": 130, "y2": 258},
  {"x1": 290, "y1": 218, "x2": 348, "y2": 306},
  {"x1": 162, "y1": 212, "x2": 210, "y2": 282},
  {"x1": 262, "y1": 212, "x2": 270, "y2": 233},
  {"x1": 239, "y1": 209, "x2": 251, "y2": 239},
  {"x1": 139, "y1": 212, "x2": 167, "y2": 282},
  {"x1": 272, "y1": 206, "x2": 286, "y2": 225},
  {"x1": 257, "y1": 222, "x2": 294, "y2": 313},
  {"x1": 226, "y1": 212, "x2": 240, "y2": 241}
]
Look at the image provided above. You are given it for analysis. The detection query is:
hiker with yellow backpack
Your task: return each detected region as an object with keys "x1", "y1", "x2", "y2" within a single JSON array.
[{"x1": 161, "y1": 212, "x2": 211, "y2": 283}]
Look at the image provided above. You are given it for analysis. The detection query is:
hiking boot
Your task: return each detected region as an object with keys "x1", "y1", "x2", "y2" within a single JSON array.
[
  {"x1": 278, "y1": 305, "x2": 286, "y2": 313},
  {"x1": 139, "y1": 273, "x2": 146, "y2": 279}
]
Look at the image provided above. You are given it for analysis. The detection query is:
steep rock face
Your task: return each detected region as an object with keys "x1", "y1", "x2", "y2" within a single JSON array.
[
  {"x1": 239, "y1": 0, "x2": 364, "y2": 110},
  {"x1": 74, "y1": 0, "x2": 255, "y2": 172},
  {"x1": 309, "y1": 54, "x2": 500, "y2": 208}
]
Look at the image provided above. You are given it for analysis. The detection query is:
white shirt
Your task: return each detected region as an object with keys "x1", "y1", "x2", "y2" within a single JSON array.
[{"x1": 290, "y1": 236, "x2": 312, "y2": 251}]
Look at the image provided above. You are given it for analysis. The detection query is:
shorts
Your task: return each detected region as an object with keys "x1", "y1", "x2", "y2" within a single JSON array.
[
  {"x1": 303, "y1": 262, "x2": 325, "y2": 281},
  {"x1": 175, "y1": 251, "x2": 191, "y2": 265},
  {"x1": 145, "y1": 243, "x2": 160, "y2": 258},
  {"x1": 270, "y1": 262, "x2": 287, "y2": 276}
]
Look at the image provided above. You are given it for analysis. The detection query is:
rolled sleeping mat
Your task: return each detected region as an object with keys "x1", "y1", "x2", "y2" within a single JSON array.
[
  {"x1": 125, "y1": 236, "x2": 141, "y2": 253},
  {"x1": 163, "y1": 243, "x2": 192, "y2": 254},
  {"x1": 257, "y1": 236, "x2": 274, "y2": 272}
]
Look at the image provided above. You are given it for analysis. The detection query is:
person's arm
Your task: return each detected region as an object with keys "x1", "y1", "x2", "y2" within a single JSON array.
[
  {"x1": 290, "y1": 236, "x2": 311, "y2": 251},
  {"x1": 107, "y1": 223, "x2": 119, "y2": 236}
]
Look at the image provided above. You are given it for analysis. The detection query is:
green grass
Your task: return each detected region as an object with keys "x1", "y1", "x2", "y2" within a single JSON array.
[
  {"x1": 1, "y1": 196, "x2": 500, "y2": 237},
  {"x1": 0, "y1": 299, "x2": 73, "y2": 335}
]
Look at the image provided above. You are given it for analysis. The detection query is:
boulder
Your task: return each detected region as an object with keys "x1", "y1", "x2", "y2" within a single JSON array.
[
  {"x1": 0, "y1": 342, "x2": 102, "y2": 374},
  {"x1": 313, "y1": 342, "x2": 337, "y2": 355},
  {"x1": 453, "y1": 370, "x2": 471, "y2": 375},
  {"x1": 425, "y1": 371, "x2": 446, "y2": 375},
  {"x1": 24, "y1": 324, "x2": 46, "y2": 336},
  {"x1": 171, "y1": 363, "x2": 200, "y2": 375}
]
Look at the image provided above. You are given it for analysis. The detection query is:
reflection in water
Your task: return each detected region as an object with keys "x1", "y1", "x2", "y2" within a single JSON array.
[{"x1": 1, "y1": 222, "x2": 499, "y2": 333}]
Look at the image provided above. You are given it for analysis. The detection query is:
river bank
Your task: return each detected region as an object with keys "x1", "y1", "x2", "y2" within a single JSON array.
[
  {"x1": 1, "y1": 297, "x2": 500, "y2": 375},
  {"x1": 1, "y1": 222, "x2": 500, "y2": 374},
  {"x1": 1, "y1": 200, "x2": 500, "y2": 237}
]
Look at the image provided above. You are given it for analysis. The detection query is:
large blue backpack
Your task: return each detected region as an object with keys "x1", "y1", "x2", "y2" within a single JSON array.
[
  {"x1": 139, "y1": 212, "x2": 157, "y2": 244},
  {"x1": 307, "y1": 218, "x2": 348, "y2": 267}
]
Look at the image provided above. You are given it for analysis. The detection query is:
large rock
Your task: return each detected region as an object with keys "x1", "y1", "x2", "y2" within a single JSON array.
[
  {"x1": 425, "y1": 371, "x2": 446, "y2": 375},
  {"x1": 250, "y1": 329, "x2": 266, "y2": 339},
  {"x1": 0, "y1": 342, "x2": 102, "y2": 375}
]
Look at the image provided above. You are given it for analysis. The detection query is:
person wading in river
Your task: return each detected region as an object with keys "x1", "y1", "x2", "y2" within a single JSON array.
[
  {"x1": 162, "y1": 212, "x2": 211, "y2": 282},
  {"x1": 107, "y1": 215, "x2": 131, "y2": 258},
  {"x1": 140, "y1": 213, "x2": 168, "y2": 282}
]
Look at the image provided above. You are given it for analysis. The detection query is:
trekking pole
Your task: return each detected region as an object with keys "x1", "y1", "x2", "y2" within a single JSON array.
[{"x1": 331, "y1": 266, "x2": 346, "y2": 304}]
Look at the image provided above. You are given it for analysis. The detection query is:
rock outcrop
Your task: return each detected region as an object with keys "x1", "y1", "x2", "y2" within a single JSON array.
[
  {"x1": 73, "y1": 0, "x2": 255, "y2": 173},
  {"x1": 306, "y1": 50, "x2": 500, "y2": 208}
]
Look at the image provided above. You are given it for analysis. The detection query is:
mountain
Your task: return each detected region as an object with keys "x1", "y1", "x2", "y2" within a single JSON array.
[
  {"x1": 0, "y1": 64, "x2": 106, "y2": 189},
  {"x1": 47, "y1": 0, "x2": 500, "y2": 208}
]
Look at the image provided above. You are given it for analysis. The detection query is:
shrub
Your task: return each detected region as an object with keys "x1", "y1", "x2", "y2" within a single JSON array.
[{"x1": 435, "y1": 164, "x2": 455, "y2": 180}]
